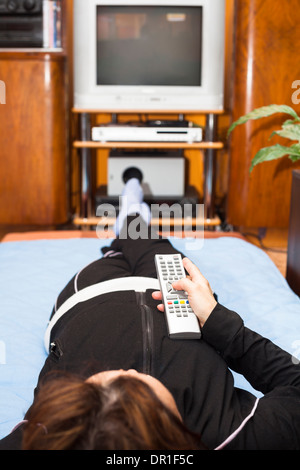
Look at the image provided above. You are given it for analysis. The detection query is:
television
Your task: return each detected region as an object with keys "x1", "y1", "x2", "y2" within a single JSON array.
[{"x1": 73, "y1": 0, "x2": 225, "y2": 112}]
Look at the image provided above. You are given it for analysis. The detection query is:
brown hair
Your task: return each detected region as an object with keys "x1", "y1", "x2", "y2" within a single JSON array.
[{"x1": 22, "y1": 372, "x2": 206, "y2": 450}]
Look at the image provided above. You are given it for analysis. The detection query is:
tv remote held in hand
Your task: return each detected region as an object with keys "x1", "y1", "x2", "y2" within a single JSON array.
[{"x1": 154, "y1": 254, "x2": 201, "y2": 339}]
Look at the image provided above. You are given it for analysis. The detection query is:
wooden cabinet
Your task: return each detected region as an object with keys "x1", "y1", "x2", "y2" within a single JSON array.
[
  {"x1": 0, "y1": 0, "x2": 73, "y2": 226},
  {"x1": 0, "y1": 51, "x2": 69, "y2": 225},
  {"x1": 227, "y1": 0, "x2": 300, "y2": 228}
]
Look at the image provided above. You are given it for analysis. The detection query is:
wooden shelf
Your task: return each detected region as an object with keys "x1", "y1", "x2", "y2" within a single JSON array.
[
  {"x1": 73, "y1": 141, "x2": 224, "y2": 150},
  {"x1": 72, "y1": 108, "x2": 224, "y2": 115},
  {"x1": 73, "y1": 215, "x2": 221, "y2": 228},
  {"x1": 0, "y1": 48, "x2": 63, "y2": 54}
]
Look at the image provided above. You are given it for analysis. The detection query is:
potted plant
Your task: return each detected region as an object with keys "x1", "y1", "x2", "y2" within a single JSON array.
[{"x1": 227, "y1": 104, "x2": 300, "y2": 296}]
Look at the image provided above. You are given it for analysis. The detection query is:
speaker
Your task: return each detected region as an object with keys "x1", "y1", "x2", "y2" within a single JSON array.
[{"x1": 107, "y1": 150, "x2": 185, "y2": 198}]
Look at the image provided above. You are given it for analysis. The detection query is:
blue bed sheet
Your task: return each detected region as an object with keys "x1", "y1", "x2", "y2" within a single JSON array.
[{"x1": 0, "y1": 236, "x2": 299, "y2": 439}]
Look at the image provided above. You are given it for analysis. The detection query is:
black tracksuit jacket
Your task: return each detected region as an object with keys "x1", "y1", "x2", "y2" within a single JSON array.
[{"x1": 1, "y1": 226, "x2": 300, "y2": 450}]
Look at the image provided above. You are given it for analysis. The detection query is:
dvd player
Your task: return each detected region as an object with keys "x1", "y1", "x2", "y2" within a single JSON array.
[{"x1": 91, "y1": 126, "x2": 202, "y2": 143}]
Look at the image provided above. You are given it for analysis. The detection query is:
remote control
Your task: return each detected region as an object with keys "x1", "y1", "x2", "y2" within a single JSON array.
[{"x1": 155, "y1": 254, "x2": 201, "y2": 339}]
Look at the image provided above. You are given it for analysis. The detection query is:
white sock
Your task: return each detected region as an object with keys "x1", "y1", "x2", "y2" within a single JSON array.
[{"x1": 114, "y1": 178, "x2": 151, "y2": 235}]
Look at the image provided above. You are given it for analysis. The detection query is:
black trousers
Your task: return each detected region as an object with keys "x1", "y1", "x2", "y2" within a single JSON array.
[{"x1": 52, "y1": 217, "x2": 185, "y2": 316}]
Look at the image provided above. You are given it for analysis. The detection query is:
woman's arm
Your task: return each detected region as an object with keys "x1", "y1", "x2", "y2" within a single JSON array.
[
  {"x1": 202, "y1": 303, "x2": 300, "y2": 394},
  {"x1": 152, "y1": 257, "x2": 300, "y2": 394}
]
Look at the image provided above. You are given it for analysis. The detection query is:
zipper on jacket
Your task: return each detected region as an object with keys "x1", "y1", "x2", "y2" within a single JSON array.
[
  {"x1": 136, "y1": 292, "x2": 154, "y2": 376},
  {"x1": 49, "y1": 339, "x2": 63, "y2": 362}
]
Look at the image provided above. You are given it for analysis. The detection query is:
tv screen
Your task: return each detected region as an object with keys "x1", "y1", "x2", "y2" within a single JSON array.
[
  {"x1": 73, "y1": 0, "x2": 225, "y2": 112},
  {"x1": 96, "y1": 6, "x2": 202, "y2": 87}
]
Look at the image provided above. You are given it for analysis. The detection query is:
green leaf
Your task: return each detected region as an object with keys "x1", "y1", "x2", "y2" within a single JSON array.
[
  {"x1": 228, "y1": 104, "x2": 300, "y2": 136},
  {"x1": 282, "y1": 118, "x2": 297, "y2": 126},
  {"x1": 270, "y1": 123, "x2": 300, "y2": 142},
  {"x1": 288, "y1": 143, "x2": 300, "y2": 161},
  {"x1": 289, "y1": 154, "x2": 300, "y2": 162},
  {"x1": 250, "y1": 143, "x2": 300, "y2": 171}
]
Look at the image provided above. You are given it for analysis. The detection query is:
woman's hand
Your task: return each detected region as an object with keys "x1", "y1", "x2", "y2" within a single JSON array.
[{"x1": 152, "y1": 257, "x2": 217, "y2": 328}]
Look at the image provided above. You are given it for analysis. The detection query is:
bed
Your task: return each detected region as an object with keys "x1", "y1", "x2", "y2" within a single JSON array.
[{"x1": 0, "y1": 230, "x2": 299, "y2": 439}]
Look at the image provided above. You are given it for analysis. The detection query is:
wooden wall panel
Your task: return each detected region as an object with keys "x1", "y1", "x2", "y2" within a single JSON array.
[
  {"x1": 227, "y1": 0, "x2": 300, "y2": 228},
  {"x1": 0, "y1": 53, "x2": 68, "y2": 225}
]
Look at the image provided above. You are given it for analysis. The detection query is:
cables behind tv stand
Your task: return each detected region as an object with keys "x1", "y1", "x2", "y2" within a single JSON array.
[{"x1": 109, "y1": 113, "x2": 198, "y2": 129}]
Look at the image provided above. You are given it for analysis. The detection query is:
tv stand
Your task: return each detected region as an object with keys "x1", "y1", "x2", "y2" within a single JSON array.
[{"x1": 72, "y1": 109, "x2": 224, "y2": 230}]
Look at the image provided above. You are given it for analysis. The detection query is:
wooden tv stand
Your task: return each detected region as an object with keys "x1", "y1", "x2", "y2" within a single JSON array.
[{"x1": 72, "y1": 109, "x2": 224, "y2": 230}]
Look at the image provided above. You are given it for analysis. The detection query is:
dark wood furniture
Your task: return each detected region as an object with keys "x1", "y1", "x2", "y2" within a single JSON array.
[
  {"x1": 286, "y1": 170, "x2": 300, "y2": 296},
  {"x1": 0, "y1": 0, "x2": 72, "y2": 226},
  {"x1": 0, "y1": 51, "x2": 69, "y2": 225}
]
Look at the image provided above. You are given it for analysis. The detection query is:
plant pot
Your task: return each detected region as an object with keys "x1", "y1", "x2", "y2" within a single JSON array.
[{"x1": 286, "y1": 170, "x2": 300, "y2": 296}]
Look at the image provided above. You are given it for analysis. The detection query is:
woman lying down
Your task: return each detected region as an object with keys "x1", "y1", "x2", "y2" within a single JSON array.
[{"x1": 1, "y1": 179, "x2": 299, "y2": 450}]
